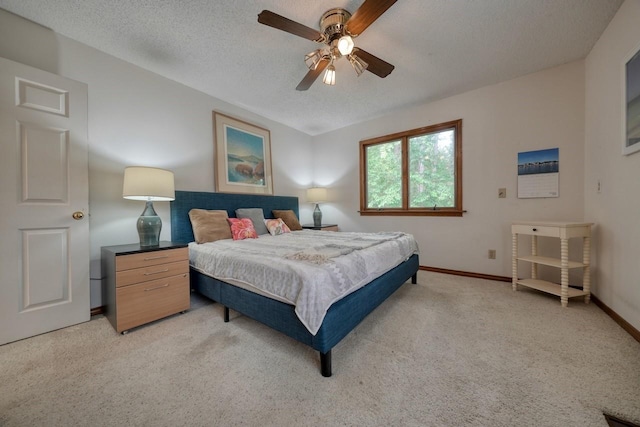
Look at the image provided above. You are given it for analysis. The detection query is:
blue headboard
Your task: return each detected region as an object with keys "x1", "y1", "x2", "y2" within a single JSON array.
[{"x1": 170, "y1": 190, "x2": 299, "y2": 243}]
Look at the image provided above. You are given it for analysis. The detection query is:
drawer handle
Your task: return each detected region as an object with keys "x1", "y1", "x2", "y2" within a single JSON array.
[
  {"x1": 145, "y1": 283, "x2": 170, "y2": 292},
  {"x1": 144, "y1": 268, "x2": 169, "y2": 276},
  {"x1": 143, "y1": 254, "x2": 169, "y2": 261},
  {"x1": 532, "y1": 228, "x2": 537, "y2": 232}
]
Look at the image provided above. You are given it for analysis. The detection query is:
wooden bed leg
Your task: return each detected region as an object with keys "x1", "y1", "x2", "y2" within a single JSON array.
[
  {"x1": 411, "y1": 273, "x2": 417, "y2": 284},
  {"x1": 224, "y1": 306, "x2": 229, "y2": 323},
  {"x1": 320, "y1": 350, "x2": 332, "y2": 377}
]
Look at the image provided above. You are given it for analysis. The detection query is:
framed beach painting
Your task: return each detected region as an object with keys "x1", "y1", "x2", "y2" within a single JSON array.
[
  {"x1": 623, "y1": 42, "x2": 640, "y2": 155},
  {"x1": 213, "y1": 112, "x2": 273, "y2": 194}
]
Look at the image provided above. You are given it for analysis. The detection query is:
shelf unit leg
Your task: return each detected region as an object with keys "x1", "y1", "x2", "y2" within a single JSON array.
[
  {"x1": 560, "y1": 238, "x2": 569, "y2": 307},
  {"x1": 512, "y1": 233, "x2": 518, "y2": 291},
  {"x1": 531, "y1": 235, "x2": 538, "y2": 279},
  {"x1": 583, "y1": 236, "x2": 591, "y2": 304}
]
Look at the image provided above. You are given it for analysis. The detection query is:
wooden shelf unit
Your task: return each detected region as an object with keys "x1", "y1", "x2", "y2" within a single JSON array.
[{"x1": 511, "y1": 221, "x2": 593, "y2": 307}]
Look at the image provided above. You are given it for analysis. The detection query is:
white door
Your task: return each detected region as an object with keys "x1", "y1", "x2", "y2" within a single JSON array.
[{"x1": 0, "y1": 56, "x2": 89, "y2": 345}]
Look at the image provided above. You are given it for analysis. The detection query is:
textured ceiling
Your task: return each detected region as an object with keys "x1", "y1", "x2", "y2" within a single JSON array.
[{"x1": 0, "y1": 0, "x2": 624, "y2": 136}]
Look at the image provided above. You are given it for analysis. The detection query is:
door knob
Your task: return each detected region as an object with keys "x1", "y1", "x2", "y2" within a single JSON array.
[{"x1": 72, "y1": 211, "x2": 85, "y2": 220}]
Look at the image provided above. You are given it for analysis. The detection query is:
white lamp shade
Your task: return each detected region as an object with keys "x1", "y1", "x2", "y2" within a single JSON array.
[
  {"x1": 307, "y1": 187, "x2": 327, "y2": 203},
  {"x1": 337, "y1": 35, "x2": 354, "y2": 56},
  {"x1": 123, "y1": 166, "x2": 175, "y2": 201},
  {"x1": 323, "y1": 65, "x2": 336, "y2": 86}
]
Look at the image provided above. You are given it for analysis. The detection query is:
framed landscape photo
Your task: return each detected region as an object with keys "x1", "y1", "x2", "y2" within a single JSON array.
[
  {"x1": 213, "y1": 112, "x2": 273, "y2": 194},
  {"x1": 623, "y1": 42, "x2": 640, "y2": 155}
]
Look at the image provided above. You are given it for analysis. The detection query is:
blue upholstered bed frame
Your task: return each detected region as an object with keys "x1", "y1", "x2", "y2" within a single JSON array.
[{"x1": 170, "y1": 190, "x2": 419, "y2": 377}]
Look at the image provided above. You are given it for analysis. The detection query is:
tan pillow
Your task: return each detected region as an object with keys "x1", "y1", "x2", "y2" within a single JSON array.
[
  {"x1": 188, "y1": 209, "x2": 232, "y2": 243},
  {"x1": 272, "y1": 209, "x2": 302, "y2": 231}
]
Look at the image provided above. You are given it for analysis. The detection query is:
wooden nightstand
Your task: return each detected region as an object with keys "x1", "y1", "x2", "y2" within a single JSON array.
[
  {"x1": 302, "y1": 224, "x2": 339, "y2": 231},
  {"x1": 102, "y1": 241, "x2": 190, "y2": 334}
]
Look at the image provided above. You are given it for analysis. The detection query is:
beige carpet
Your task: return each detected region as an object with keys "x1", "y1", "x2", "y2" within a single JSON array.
[{"x1": 1, "y1": 271, "x2": 639, "y2": 426}]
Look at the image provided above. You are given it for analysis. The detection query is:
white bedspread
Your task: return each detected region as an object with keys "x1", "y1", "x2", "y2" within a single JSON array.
[{"x1": 189, "y1": 230, "x2": 419, "y2": 335}]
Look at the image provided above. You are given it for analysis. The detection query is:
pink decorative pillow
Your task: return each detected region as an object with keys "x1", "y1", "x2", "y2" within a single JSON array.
[
  {"x1": 264, "y1": 218, "x2": 291, "y2": 236},
  {"x1": 227, "y1": 218, "x2": 258, "y2": 240}
]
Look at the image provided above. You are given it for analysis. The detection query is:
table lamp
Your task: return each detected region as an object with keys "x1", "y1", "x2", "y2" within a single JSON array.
[
  {"x1": 306, "y1": 187, "x2": 327, "y2": 227},
  {"x1": 123, "y1": 166, "x2": 175, "y2": 247}
]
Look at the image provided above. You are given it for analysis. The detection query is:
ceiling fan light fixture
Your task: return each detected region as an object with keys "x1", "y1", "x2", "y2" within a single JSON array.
[
  {"x1": 323, "y1": 63, "x2": 336, "y2": 86},
  {"x1": 337, "y1": 35, "x2": 354, "y2": 55},
  {"x1": 304, "y1": 49, "x2": 324, "y2": 70},
  {"x1": 348, "y1": 54, "x2": 368, "y2": 76},
  {"x1": 257, "y1": 4, "x2": 396, "y2": 90}
]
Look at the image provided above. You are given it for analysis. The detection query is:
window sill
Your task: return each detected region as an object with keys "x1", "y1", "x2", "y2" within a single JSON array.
[{"x1": 359, "y1": 209, "x2": 465, "y2": 217}]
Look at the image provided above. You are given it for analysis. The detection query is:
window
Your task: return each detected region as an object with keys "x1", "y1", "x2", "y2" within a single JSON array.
[{"x1": 359, "y1": 119, "x2": 463, "y2": 216}]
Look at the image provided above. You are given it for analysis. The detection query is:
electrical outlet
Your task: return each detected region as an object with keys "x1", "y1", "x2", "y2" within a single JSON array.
[
  {"x1": 498, "y1": 188, "x2": 506, "y2": 198},
  {"x1": 597, "y1": 180, "x2": 601, "y2": 193},
  {"x1": 488, "y1": 249, "x2": 496, "y2": 259}
]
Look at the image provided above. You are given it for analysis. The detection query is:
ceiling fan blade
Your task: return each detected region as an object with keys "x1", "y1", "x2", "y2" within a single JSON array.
[
  {"x1": 296, "y1": 58, "x2": 330, "y2": 91},
  {"x1": 258, "y1": 10, "x2": 324, "y2": 42},
  {"x1": 354, "y1": 48, "x2": 394, "y2": 78},
  {"x1": 346, "y1": 0, "x2": 397, "y2": 36}
]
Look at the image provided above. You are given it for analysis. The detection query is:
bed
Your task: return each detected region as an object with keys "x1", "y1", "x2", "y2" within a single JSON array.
[{"x1": 170, "y1": 190, "x2": 419, "y2": 377}]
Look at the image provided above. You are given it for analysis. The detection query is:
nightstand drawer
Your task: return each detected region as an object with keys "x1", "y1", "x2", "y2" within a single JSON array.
[
  {"x1": 116, "y1": 260, "x2": 189, "y2": 287},
  {"x1": 115, "y1": 273, "x2": 190, "y2": 332},
  {"x1": 512, "y1": 224, "x2": 560, "y2": 238},
  {"x1": 115, "y1": 247, "x2": 188, "y2": 271}
]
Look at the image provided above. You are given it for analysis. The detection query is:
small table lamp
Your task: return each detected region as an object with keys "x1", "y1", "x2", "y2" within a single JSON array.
[
  {"x1": 123, "y1": 166, "x2": 175, "y2": 247},
  {"x1": 306, "y1": 187, "x2": 327, "y2": 227}
]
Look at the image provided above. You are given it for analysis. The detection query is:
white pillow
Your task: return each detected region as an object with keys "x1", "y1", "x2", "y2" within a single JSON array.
[{"x1": 264, "y1": 218, "x2": 291, "y2": 236}]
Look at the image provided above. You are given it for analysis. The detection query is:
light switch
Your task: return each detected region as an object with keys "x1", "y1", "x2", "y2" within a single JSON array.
[{"x1": 498, "y1": 188, "x2": 506, "y2": 198}]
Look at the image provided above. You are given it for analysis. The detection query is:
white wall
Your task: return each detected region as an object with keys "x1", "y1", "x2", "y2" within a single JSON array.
[
  {"x1": 312, "y1": 61, "x2": 586, "y2": 278},
  {"x1": 585, "y1": 0, "x2": 640, "y2": 331},
  {"x1": 0, "y1": 10, "x2": 314, "y2": 308}
]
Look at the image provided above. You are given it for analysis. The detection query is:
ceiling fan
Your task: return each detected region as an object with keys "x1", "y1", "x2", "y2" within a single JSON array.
[{"x1": 257, "y1": 0, "x2": 397, "y2": 91}]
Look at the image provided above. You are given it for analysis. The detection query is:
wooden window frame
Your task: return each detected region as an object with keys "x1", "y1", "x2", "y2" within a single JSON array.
[{"x1": 359, "y1": 119, "x2": 463, "y2": 217}]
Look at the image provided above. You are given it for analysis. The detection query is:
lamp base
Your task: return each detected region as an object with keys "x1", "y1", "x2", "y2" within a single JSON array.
[
  {"x1": 313, "y1": 203, "x2": 322, "y2": 227},
  {"x1": 137, "y1": 201, "x2": 161, "y2": 247}
]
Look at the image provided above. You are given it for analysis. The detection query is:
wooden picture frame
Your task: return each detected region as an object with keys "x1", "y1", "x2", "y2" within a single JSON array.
[
  {"x1": 213, "y1": 112, "x2": 273, "y2": 194},
  {"x1": 623, "y1": 42, "x2": 640, "y2": 156}
]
